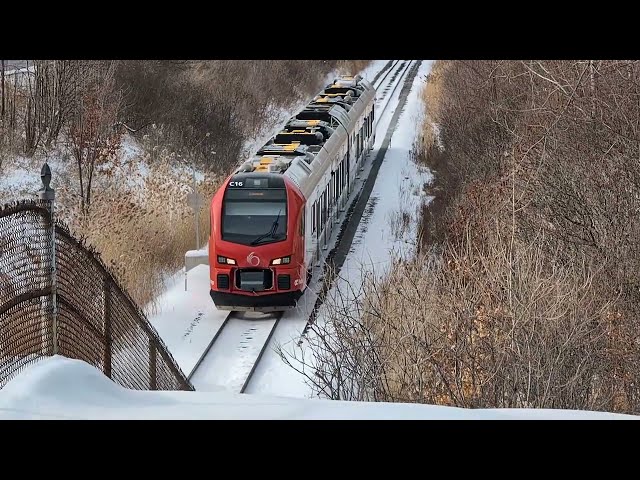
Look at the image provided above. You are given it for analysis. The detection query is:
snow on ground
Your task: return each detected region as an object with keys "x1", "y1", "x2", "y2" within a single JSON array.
[
  {"x1": 4, "y1": 61, "x2": 635, "y2": 419},
  {"x1": 343, "y1": 61, "x2": 434, "y2": 274},
  {"x1": 247, "y1": 61, "x2": 432, "y2": 399},
  {"x1": 358, "y1": 60, "x2": 392, "y2": 84},
  {"x1": 316, "y1": 61, "x2": 435, "y2": 311},
  {"x1": 1, "y1": 61, "x2": 425, "y2": 402},
  {"x1": 145, "y1": 264, "x2": 227, "y2": 377},
  {"x1": 1, "y1": 356, "x2": 636, "y2": 419}
]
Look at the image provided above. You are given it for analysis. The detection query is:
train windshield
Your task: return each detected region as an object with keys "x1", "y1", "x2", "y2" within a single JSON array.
[{"x1": 221, "y1": 188, "x2": 287, "y2": 245}]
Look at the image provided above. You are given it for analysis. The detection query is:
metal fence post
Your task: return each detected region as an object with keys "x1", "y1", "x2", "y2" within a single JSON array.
[
  {"x1": 149, "y1": 342, "x2": 157, "y2": 390},
  {"x1": 38, "y1": 162, "x2": 57, "y2": 355},
  {"x1": 103, "y1": 277, "x2": 112, "y2": 378}
]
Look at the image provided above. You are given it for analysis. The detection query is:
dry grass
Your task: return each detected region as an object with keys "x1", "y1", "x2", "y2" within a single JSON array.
[
  {"x1": 386, "y1": 209, "x2": 412, "y2": 240},
  {"x1": 336, "y1": 60, "x2": 372, "y2": 75},
  {"x1": 291, "y1": 221, "x2": 638, "y2": 413},
  {"x1": 55, "y1": 151, "x2": 222, "y2": 309},
  {"x1": 282, "y1": 60, "x2": 640, "y2": 415},
  {"x1": 416, "y1": 61, "x2": 450, "y2": 157},
  {"x1": 361, "y1": 227, "x2": 621, "y2": 410}
]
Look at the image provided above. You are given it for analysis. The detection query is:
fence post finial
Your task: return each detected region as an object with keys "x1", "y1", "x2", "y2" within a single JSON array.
[{"x1": 39, "y1": 162, "x2": 55, "y2": 201}]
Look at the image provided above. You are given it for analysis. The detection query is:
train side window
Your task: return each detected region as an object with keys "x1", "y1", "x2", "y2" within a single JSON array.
[
  {"x1": 323, "y1": 189, "x2": 327, "y2": 224},
  {"x1": 342, "y1": 160, "x2": 346, "y2": 188},
  {"x1": 312, "y1": 201, "x2": 316, "y2": 233},
  {"x1": 343, "y1": 154, "x2": 348, "y2": 184},
  {"x1": 300, "y1": 208, "x2": 305, "y2": 236}
]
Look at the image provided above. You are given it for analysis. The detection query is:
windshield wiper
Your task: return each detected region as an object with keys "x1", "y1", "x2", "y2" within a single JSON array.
[{"x1": 250, "y1": 209, "x2": 283, "y2": 246}]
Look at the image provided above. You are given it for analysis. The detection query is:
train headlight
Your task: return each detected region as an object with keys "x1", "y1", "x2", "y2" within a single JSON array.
[
  {"x1": 217, "y1": 256, "x2": 236, "y2": 265},
  {"x1": 270, "y1": 256, "x2": 291, "y2": 265}
]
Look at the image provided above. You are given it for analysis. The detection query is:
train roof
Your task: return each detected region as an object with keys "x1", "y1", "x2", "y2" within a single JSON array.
[{"x1": 231, "y1": 74, "x2": 374, "y2": 179}]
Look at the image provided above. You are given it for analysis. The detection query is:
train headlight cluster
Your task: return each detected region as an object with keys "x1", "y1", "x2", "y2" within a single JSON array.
[
  {"x1": 270, "y1": 256, "x2": 291, "y2": 265},
  {"x1": 217, "y1": 256, "x2": 236, "y2": 265}
]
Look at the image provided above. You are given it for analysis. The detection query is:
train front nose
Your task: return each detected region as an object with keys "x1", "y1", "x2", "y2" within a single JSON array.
[
  {"x1": 209, "y1": 173, "x2": 304, "y2": 312},
  {"x1": 210, "y1": 254, "x2": 304, "y2": 312}
]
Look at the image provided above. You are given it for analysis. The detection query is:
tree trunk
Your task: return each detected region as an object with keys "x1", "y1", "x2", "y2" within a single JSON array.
[
  {"x1": 589, "y1": 60, "x2": 596, "y2": 120},
  {"x1": 1, "y1": 59, "x2": 5, "y2": 119}
]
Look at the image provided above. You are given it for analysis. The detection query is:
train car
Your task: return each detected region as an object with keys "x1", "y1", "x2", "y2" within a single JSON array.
[{"x1": 209, "y1": 74, "x2": 376, "y2": 312}]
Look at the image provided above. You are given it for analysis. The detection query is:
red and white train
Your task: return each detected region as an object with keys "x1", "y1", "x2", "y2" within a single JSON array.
[{"x1": 208, "y1": 74, "x2": 376, "y2": 312}]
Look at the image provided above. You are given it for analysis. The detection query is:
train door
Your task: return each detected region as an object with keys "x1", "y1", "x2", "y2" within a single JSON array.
[{"x1": 320, "y1": 189, "x2": 327, "y2": 250}]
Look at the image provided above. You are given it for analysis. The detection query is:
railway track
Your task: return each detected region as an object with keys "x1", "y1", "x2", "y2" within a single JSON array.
[
  {"x1": 372, "y1": 60, "x2": 398, "y2": 88},
  {"x1": 374, "y1": 60, "x2": 414, "y2": 129},
  {"x1": 187, "y1": 311, "x2": 282, "y2": 393},
  {"x1": 186, "y1": 61, "x2": 415, "y2": 393},
  {"x1": 373, "y1": 60, "x2": 405, "y2": 104}
]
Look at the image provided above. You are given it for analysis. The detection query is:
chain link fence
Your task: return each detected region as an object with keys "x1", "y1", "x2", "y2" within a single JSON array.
[{"x1": 0, "y1": 199, "x2": 193, "y2": 391}]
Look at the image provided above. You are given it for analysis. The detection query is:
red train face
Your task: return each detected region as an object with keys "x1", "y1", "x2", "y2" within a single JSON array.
[{"x1": 209, "y1": 173, "x2": 306, "y2": 311}]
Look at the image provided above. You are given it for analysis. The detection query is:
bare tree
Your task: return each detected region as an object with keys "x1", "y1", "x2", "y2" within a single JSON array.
[
  {"x1": 406, "y1": 59, "x2": 640, "y2": 413},
  {"x1": 21, "y1": 60, "x2": 80, "y2": 156},
  {"x1": 1, "y1": 59, "x2": 5, "y2": 120},
  {"x1": 66, "y1": 61, "x2": 123, "y2": 215}
]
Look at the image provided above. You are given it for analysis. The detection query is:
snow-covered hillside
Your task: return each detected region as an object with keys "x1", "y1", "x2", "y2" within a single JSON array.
[{"x1": 1, "y1": 356, "x2": 635, "y2": 420}]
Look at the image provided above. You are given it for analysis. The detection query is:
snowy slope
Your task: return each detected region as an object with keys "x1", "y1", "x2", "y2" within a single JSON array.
[{"x1": 1, "y1": 356, "x2": 636, "y2": 420}]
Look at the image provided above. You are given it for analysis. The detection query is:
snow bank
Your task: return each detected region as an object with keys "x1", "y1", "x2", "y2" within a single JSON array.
[{"x1": 0, "y1": 356, "x2": 635, "y2": 419}]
